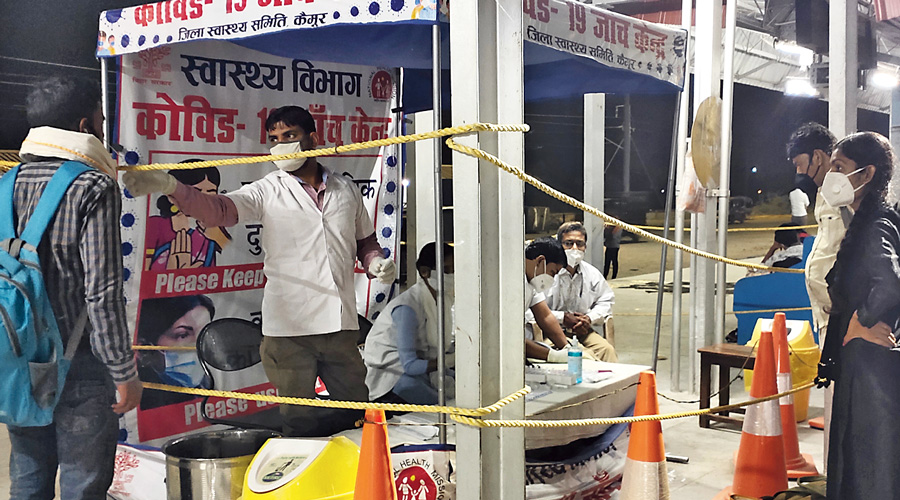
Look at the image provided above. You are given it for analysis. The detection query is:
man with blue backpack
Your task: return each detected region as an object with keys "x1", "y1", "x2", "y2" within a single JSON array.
[{"x1": 2, "y1": 75, "x2": 141, "y2": 498}]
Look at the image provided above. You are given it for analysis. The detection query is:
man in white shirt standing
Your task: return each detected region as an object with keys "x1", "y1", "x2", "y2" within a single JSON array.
[
  {"x1": 545, "y1": 222, "x2": 617, "y2": 362},
  {"x1": 786, "y1": 122, "x2": 840, "y2": 465},
  {"x1": 124, "y1": 106, "x2": 395, "y2": 436}
]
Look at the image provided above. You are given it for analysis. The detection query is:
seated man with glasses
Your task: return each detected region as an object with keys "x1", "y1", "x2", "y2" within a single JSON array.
[{"x1": 545, "y1": 221, "x2": 618, "y2": 362}]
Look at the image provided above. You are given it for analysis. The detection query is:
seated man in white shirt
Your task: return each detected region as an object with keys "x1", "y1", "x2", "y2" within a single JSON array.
[
  {"x1": 524, "y1": 237, "x2": 578, "y2": 363},
  {"x1": 546, "y1": 222, "x2": 618, "y2": 362}
]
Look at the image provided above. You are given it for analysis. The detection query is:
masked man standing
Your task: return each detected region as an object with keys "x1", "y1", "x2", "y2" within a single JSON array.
[{"x1": 124, "y1": 106, "x2": 394, "y2": 437}]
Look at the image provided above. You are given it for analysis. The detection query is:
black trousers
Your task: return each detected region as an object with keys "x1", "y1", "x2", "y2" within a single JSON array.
[{"x1": 604, "y1": 248, "x2": 619, "y2": 279}]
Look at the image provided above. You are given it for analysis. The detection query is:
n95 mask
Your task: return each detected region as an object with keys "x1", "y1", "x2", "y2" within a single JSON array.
[{"x1": 821, "y1": 167, "x2": 866, "y2": 208}]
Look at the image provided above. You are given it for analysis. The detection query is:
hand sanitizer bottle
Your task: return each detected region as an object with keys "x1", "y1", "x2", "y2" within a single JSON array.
[{"x1": 567, "y1": 341, "x2": 583, "y2": 384}]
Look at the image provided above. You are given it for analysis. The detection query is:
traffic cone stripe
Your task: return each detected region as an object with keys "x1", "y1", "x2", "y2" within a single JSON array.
[
  {"x1": 620, "y1": 370, "x2": 669, "y2": 500},
  {"x1": 723, "y1": 330, "x2": 789, "y2": 499},
  {"x1": 742, "y1": 399, "x2": 783, "y2": 437},
  {"x1": 777, "y1": 373, "x2": 794, "y2": 405},
  {"x1": 772, "y1": 312, "x2": 819, "y2": 479},
  {"x1": 621, "y1": 459, "x2": 669, "y2": 500}
]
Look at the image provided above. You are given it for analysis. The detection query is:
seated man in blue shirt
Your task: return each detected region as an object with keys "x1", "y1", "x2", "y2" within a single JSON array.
[{"x1": 364, "y1": 243, "x2": 455, "y2": 404}]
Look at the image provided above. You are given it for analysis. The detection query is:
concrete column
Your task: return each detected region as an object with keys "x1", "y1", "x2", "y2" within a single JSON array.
[
  {"x1": 584, "y1": 94, "x2": 606, "y2": 267},
  {"x1": 829, "y1": 0, "x2": 858, "y2": 138},
  {"x1": 451, "y1": 0, "x2": 526, "y2": 497},
  {"x1": 690, "y1": 0, "x2": 722, "y2": 391}
]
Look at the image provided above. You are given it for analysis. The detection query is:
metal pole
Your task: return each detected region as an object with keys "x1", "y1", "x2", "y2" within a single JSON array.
[
  {"x1": 100, "y1": 58, "x2": 110, "y2": 150},
  {"x1": 715, "y1": 0, "x2": 737, "y2": 343},
  {"x1": 431, "y1": 22, "x2": 447, "y2": 445},
  {"x1": 622, "y1": 95, "x2": 632, "y2": 193},
  {"x1": 671, "y1": 0, "x2": 691, "y2": 392},
  {"x1": 652, "y1": 95, "x2": 682, "y2": 372}
]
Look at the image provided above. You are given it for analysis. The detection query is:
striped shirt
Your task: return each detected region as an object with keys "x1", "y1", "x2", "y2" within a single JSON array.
[{"x1": 12, "y1": 160, "x2": 136, "y2": 384}]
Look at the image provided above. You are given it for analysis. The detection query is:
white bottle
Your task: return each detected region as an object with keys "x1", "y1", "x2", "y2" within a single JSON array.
[{"x1": 567, "y1": 341, "x2": 583, "y2": 384}]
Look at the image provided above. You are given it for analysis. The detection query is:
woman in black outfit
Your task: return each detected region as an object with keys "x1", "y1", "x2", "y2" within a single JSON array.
[{"x1": 817, "y1": 132, "x2": 900, "y2": 499}]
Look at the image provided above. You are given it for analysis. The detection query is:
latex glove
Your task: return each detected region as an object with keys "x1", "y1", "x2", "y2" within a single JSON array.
[
  {"x1": 546, "y1": 347, "x2": 569, "y2": 363},
  {"x1": 123, "y1": 170, "x2": 177, "y2": 197},
  {"x1": 368, "y1": 257, "x2": 396, "y2": 284}
]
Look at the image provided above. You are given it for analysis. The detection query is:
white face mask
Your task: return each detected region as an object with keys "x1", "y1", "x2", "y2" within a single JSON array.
[
  {"x1": 426, "y1": 273, "x2": 454, "y2": 298},
  {"x1": 529, "y1": 259, "x2": 554, "y2": 294},
  {"x1": 270, "y1": 141, "x2": 305, "y2": 172},
  {"x1": 565, "y1": 249, "x2": 584, "y2": 268},
  {"x1": 822, "y1": 167, "x2": 867, "y2": 208},
  {"x1": 161, "y1": 351, "x2": 206, "y2": 387}
]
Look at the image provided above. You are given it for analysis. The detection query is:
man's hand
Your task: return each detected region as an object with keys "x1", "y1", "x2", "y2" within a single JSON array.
[
  {"x1": 123, "y1": 171, "x2": 177, "y2": 197},
  {"x1": 368, "y1": 257, "x2": 396, "y2": 284},
  {"x1": 844, "y1": 311, "x2": 894, "y2": 348},
  {"x1": 112, "y1": 378, "x2": 143, "y2": 414},
  {"x1": 563, "y1": 312, "x2": 592, "y2": 336}
]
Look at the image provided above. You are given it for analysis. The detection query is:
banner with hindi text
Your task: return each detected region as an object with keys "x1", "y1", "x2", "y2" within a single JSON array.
[
  {"x1": 116, "y1": 39, "x2": 399, "y2": 445},
  {"x1": 524, "y1": 0, "x2": 687, "y2": 88}
]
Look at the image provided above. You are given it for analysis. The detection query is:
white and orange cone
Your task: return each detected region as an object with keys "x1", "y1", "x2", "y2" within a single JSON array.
[
  {"x1": 715, "y1": 330, "x2": 788, "y2": 500},
  {"x1": 620, "y1": 370, "x2": 669, "y2": 500},
  {"x1": 772, "y1": 313, "x2": 818, "y2": 478}
]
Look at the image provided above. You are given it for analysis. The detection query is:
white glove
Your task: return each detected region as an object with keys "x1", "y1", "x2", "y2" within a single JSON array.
[
  {"x1": 122, "y1": 170, "x2": 177, "y2": 197},
  {"x1": 546, "y1": 347, "x2": 570, "y2": 363},
  {"x1": 368, "y1": 257, "x2": 396, "y2": 284}
]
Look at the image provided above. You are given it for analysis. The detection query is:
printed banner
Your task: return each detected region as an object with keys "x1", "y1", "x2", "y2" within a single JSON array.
[
  {"x1": 524, "y1": 0, "x2": 687, "y2": 88},
  {"x1": 97, "y1": 0, "x2": 440, "y2": 58},
  {"x1": 116, "y1": 39, "x2": 400, "y2": 445},
  {"x1": 392, "y1": 447, "x2": 456, "y2": 500}
]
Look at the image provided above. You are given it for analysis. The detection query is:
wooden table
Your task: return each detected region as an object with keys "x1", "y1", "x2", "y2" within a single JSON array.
[{"x1": 698, "y1": 343, "x2": 756, "y2": 428}]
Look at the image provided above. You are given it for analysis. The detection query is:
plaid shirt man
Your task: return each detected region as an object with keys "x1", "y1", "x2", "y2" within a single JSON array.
[{"x1": 12, "y1": 160, "x2": 136, "y2": 383}]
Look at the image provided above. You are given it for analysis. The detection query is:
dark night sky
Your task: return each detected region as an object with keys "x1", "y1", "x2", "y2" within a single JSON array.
[
  {"x1": 0, "y1": 0, "x2": 137, "y2": 150},
  {"x1": 524, "y1": 84, "x2": 889, "y2": 215}
]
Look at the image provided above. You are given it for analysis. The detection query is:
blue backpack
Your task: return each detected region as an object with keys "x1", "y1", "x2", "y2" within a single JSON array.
[{"x1": 0, "y1": 161, "x2": 91, "y2": 427}]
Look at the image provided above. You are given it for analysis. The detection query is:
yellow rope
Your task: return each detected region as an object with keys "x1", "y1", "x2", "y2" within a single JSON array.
[
  {"x1": 141, "y1": 379, "x2": 815, "y2": 428},
  {"x1": 1, "y1": 123, "x2": 799, "y2": 274},
  {"x1": 141, "y1": 382, "x2": 530, "y2": 417},
  {"x1": 614, "y1": 306, "x2": 813, "y2": 317},
  {"x1": 631, "y1": 224, "x2": 819, "y2": 232},
  {"x1": 449, "y1": 381, "x2": 815, "y2": 428},
  {"x1": 442, "y1": 134, "x2": 802, "y2": 274}
]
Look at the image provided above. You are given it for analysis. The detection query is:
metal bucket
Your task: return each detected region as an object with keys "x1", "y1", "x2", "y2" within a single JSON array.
[{"x1": 163, "y1": 429, "x2": 280, "y2": 500}]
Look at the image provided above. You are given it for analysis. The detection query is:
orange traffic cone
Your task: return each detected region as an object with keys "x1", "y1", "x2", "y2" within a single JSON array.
[
  {"x1": 772, "y1": 313, "x2": 818, "y2": 478},
  {"x1": 715, "y1": 330, "x2": 788, "y2": 500},
  {"x1": 620, "y1": 370, "x2": 669, "y2": 500},
  {"x1": 354, "y1": 409, "x2": 398, "y2": 500}
]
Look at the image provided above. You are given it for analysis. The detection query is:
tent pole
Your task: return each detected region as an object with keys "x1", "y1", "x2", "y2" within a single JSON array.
[
  {"x1": 715, "y1": 0, "x2": 737, "y2": 345},
  {"x1": 652, "y1": 95, "x2": 682, "y2": 372},
  {"x1": 671, "y1": 0, "x2": 692, "y2": 392},
  {"x1": 431, "y1": 22, "x2": 448, "y2": 445},
  {"x1": 100, "y1": 58, "x2": 110, "y2": 150}
]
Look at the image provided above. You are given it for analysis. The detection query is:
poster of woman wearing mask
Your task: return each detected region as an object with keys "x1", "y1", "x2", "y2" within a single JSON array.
[
  {"x1": 136, "y1": 295, "x2": 214, "y2": 410},
  {"x1": 117, "y1": 40, "x2": 400, "y2": 444}
]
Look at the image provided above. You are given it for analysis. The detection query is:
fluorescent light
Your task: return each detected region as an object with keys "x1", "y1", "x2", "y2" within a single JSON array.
[
  {"x1": 784, "y1": 78, "x2": 818, "y2": 97},
  {"x1": 870, "y1": 71, "x2": 899, "y2": 90},
  {"x1": 775, "y1": 41, "x2": 814, "y2": 67}
]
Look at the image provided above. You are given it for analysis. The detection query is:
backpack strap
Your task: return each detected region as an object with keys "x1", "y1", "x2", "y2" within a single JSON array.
[
  {"x1": 0, "y1": 164, "x2": 23, "y2": 241},
  {"x1": 19, "y1": 161, "x2": 91, "y2": 248},
  {"x1": 63, "y1": 310, "x2": 89, "y2": 361}
]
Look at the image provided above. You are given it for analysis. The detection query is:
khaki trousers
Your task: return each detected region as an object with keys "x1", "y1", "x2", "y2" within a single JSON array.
[{"x1": 260, "y1": 330, "x2": 369, "y2": 437}]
